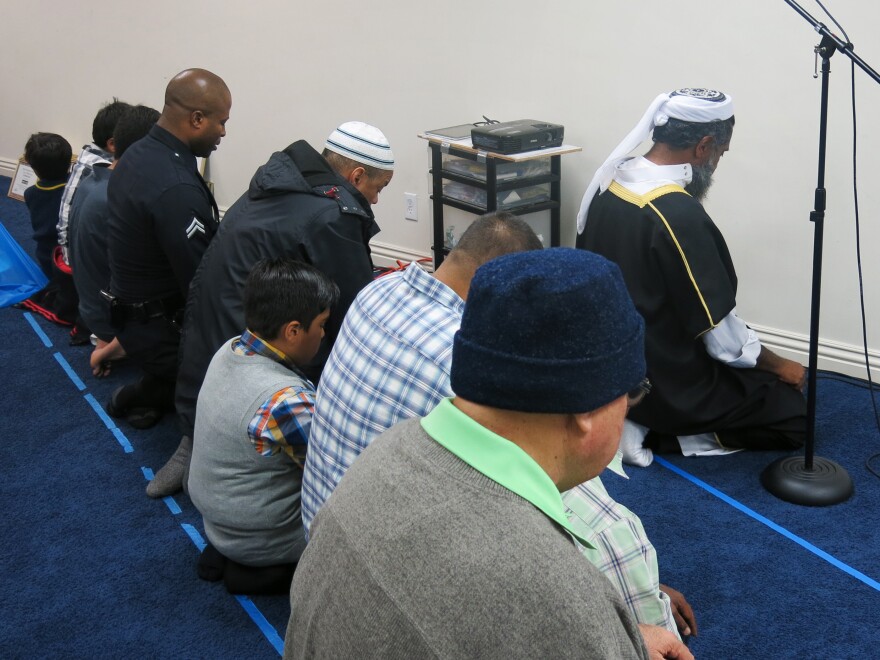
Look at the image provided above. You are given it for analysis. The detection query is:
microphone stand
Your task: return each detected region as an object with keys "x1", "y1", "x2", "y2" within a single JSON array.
[{"x1": 760, "y1": 0, "x2": 880, "y2": 504}]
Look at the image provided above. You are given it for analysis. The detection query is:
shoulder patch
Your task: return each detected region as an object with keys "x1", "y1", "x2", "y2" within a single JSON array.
[{"x1": 185, "y1": 217, "x2": 206, "y2": 239}]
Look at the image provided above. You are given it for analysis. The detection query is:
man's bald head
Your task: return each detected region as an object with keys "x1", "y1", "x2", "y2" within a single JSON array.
[
  {"x1": 164, "y1": 69, "x2": 229, "y2": 115},
  {"x1": 158, "y1": 68, "x2": 231, "y2": 158}
]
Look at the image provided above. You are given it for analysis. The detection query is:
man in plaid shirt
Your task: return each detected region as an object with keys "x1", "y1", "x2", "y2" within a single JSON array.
[{"x1": 302, "y1": 212, "x2": 543, "y2": 533}]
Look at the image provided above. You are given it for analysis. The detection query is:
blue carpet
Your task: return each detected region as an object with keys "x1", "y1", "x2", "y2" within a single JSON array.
[
  {"x1": 2, "y1": 173, "x2": 879, "y2": 657},
  {"x1": 603, "y1": 376, "x2": 880, "y2": 658},
  {"x1": 0, "y1": 177, "x2": 289, "y2": 658}
]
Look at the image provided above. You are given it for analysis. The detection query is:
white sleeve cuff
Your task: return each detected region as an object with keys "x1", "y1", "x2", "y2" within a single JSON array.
[{"x1": 703, "y1": 308, "x2": 760, "y2": 367}]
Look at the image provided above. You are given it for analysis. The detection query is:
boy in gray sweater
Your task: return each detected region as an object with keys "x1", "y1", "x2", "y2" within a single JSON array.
[{"x1": 187, "y1": 257, "x2": 338, "y2": 595}]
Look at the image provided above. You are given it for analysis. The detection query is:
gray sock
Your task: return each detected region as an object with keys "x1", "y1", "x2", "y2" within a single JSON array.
[{"x1": 146, "y1": 435, "x2": 193, "y2": 498}]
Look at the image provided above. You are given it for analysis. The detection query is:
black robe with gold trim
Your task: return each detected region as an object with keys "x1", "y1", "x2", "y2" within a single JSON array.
[{"x1": 578, "y1": 182, "x2": 804, "y2": 446}]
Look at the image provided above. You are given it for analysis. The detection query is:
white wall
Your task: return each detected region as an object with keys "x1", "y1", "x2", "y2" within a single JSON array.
[{"x1": 2, "y1": 0, "x2": 878, "y2": 377}]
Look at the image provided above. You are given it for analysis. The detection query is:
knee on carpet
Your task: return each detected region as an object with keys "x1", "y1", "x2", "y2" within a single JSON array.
[{"x1": 197, "y1": 543, "x2": 296, "y2": 596}]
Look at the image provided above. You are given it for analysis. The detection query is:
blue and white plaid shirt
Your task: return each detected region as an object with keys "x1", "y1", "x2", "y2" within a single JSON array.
[
  {"x1": 57, "y1": 143, "x2": 112, "y2": 257},
  {"x1": 301, "y1": 263, "x2": 464, "y2": 534}
]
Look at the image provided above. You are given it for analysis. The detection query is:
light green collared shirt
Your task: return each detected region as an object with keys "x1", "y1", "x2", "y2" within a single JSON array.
[
  {"x1": 421, "y1": 398, "x2": 594, "y2": 549},
  {"x1": 421, "y1": 399, "x2": 676, "y2": 635}
]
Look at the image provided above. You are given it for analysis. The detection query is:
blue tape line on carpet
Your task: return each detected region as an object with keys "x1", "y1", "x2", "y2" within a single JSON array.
[
  {"x1": 140, "y1": 467, "x2": 181, "y2": 513},
  {"x1": 654, "y1": 456, "x2": 880, "y2": 592},
  {"x1": 83, "y1": 393, "x2": 132, "y2": 452},
  {"x1": 84, "y1": 393, "x2": 117, "y2": 429},
  {"x1": 163, "y1": 496, "x2": 182, "y2": 515},
  {"x1": 23, "y1": 311, "x2": 52, "y2": 347},
  {"x1": 179, "y1": 523, "x2": 284, "y2": 655},
  {"x1": 111, "y1": 428, "x2": 133, "y2": 453},
  {"x1": 235, "y1": 596, "x2": 285, "y2": 656},
  {"x1": 181, "y1": 522, "x2": 207, "y2": 552},
  {"x1": 53, "y1": 352, "x2": 86, "y2": 391}
]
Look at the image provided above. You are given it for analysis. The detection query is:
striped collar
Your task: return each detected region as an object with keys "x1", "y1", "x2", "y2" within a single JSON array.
[{"x1": 232, "y1": 329, "x2": 297, "y2": 371}]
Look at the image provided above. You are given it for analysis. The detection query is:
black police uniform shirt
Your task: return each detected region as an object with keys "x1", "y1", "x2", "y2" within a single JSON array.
[{"x1": 107, "y1": 124, "x2": 219, "y2": 304}]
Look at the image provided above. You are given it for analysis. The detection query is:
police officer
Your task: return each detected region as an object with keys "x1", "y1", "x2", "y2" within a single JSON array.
[{"x1": 105, "y1": 68, "x2": 231, "y2": 429}]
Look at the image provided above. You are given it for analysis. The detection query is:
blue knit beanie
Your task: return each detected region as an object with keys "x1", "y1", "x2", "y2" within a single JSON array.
[{"x1": 451, "y1": 247, "x2": 645, "y2": 414}]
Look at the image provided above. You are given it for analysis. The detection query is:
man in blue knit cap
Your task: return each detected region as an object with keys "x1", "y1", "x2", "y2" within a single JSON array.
[{"x1": 285, "y1": 248, "x2": 691, "y2": 660}]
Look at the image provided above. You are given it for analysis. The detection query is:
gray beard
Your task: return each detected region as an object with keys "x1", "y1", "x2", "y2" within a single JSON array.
[{"x1": 685, "y1": 162, "x2": 714, "y2": 201}]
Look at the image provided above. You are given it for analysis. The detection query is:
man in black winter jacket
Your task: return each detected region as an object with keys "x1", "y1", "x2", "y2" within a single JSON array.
[{"x1": 145, "y1": 121, "x2": 394, "y2": 498}]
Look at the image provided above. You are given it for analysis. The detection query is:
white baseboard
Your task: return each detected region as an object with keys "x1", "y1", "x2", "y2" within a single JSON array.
[
  {"x1": 753, "y1": 323, "x2": 878, "y2": 381},
  {"x1": 1, "y1": 156, "x2": 18, "y2": 179},
  {"x1": 4, "y1": 157, "x2": 874, "y2": 382},
  {"x1": 367, "y1": 243, "x2": 877, "y2": 380},
  {"x1": 369, "y1": 242, "x2": 877, "y2": 380},
  {"x1": 1, "y1": 161, "x2": 431, "y2": 271},
  {"x1": 370, "y1": 240, "x2": 433, "y2": 271}
]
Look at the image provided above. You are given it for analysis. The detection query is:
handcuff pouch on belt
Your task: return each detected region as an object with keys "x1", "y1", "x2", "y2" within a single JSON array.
[{"x1": 101, "y1": 290, "x2": 184, "y2": 330}]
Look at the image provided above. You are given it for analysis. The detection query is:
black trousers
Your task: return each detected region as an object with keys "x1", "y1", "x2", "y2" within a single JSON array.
[
  {"x1": 646, "y1": 379, "x2": 807, "y2": 452},
  {"x1": 115, "y1": 315, "x2": 180, "y2": 411},
  {"x1": 198, "y1": 543, "x2": 295, "y2": 596}
]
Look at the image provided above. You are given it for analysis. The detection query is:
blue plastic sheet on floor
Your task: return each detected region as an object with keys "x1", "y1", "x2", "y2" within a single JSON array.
[{"x1": 0, "y1": 221, "x2": 47, "y2": 307}]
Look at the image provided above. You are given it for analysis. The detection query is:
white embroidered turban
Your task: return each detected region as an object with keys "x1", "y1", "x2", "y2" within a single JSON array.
[{"x1": 576, "y1": 88, "x2": 734, "y2": 233}]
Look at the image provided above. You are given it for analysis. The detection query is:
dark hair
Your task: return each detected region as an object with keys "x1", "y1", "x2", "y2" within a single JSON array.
[
  {"x1": 92, "y1": 99, "x2": 133, "y2": 149},
  {"x1": 244, "y1": 257, "x2": 340, "y2": 339},
  {"x1": 652, "y1": 116, "x2": 735, "y2": 151},
  {"x1": 113, "y1": 105, "x2": 160, "y2": 159},
  {"x1": 321, "y1": 149, "x2": 387, "y2": 181},
  {"x1": 24, "y1": 132, "x2": 72, "y2": 180},
  {"x1": 451, "y1": 211, "x2": 544, "y2": 265}
]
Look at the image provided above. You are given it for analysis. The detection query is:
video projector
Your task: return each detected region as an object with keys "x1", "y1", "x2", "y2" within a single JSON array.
[{"x1": 471, "y1": 119, "x2": 564, "y2": 154}]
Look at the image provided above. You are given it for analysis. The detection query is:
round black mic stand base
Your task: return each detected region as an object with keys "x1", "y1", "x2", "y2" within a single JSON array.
[{"x1": 761, "y1": 455, "x2": 853, "y2": 506}]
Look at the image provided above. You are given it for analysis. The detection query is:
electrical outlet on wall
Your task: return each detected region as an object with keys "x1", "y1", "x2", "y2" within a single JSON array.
[{"x1": 404, "y1": 192, "x2": 418, "y2": 221}]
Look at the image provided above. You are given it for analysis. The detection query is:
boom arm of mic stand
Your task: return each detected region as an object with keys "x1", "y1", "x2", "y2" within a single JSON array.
[{"x1": 784, "y1": 0, "x2": 880, "y2": 85}]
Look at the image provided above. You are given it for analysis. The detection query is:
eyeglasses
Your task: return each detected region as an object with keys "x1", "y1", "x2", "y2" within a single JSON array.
[{"x1": 626, "y1": 378, "x2": 652, "y2": 409}]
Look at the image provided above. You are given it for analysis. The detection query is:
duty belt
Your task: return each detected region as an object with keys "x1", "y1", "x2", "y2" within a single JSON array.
[{"x1": 102, "y1": 291, "x2": 183, "y2": 325}]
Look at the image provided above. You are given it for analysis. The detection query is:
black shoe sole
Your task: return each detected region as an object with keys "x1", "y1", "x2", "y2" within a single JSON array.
[
  {"x1": 106, "y1": 386, "x2": 128, "y2": 418},
  {"x1": 126, "y1": 407, "x2": 162, "y2": 430}
]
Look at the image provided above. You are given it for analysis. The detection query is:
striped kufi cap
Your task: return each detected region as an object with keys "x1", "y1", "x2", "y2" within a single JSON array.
[{"x1": 324, "y1": 121, "x2": 394, "y2": 171}]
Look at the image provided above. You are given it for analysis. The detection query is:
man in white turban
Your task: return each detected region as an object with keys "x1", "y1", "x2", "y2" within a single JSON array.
[{"x1": 577, "y1": 88, "x2": 807, "y2": 466}]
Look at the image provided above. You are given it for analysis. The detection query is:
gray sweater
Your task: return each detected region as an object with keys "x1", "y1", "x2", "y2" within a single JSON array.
[
  {"x1": 285, "y1": 418, "x2": 648, "y2": 659},
  {"x1": 188, "y1": 340, "x2": 308, "y2": 566}
]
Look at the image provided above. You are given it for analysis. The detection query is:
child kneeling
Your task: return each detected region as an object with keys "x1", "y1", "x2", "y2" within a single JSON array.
[{"x1": 187, "y1": 257, "x2": 339, "y2": 595}]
